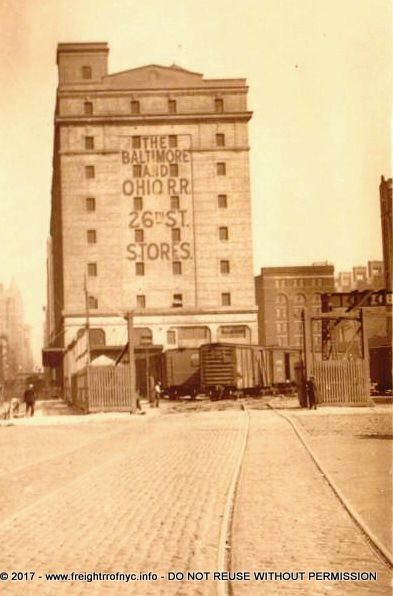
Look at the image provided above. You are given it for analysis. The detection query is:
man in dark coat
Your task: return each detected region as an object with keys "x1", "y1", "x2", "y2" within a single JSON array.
[
  {"x1": 24, "y1": 384, "x2": 36, "y2": 417},
  {"x1": 306, "y1": 376, "x2": 318, "y2": 410}
]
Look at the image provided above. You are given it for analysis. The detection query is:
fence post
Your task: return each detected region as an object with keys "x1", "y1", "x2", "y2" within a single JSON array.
[{"x1": 127, "y1": 313, "x2": 137, "y2": 414}]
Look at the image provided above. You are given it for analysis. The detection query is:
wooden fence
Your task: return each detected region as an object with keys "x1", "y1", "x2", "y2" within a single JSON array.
[
  {"x1": 312, "y1": 359, "x2": 372, "y2": 406},
  {"x1": 71, "y1": 365, "x2": 132, "y2": 413}
]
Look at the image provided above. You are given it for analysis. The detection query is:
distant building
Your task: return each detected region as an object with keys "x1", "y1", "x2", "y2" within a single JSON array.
[
  {"x1": 335, "y1": 261, "x2": 385, "y2": 292},
  {"x1": 0, "y1": 281, "x2": 33, "y2": 380},
  {"x1": 255, "y1": 264, "x2": 335, "y2": 349},
  {"x1": 380, "y1": 175, "x2": 392, "y2": 291},
  {"x1": 45, "y1": 42, "x2": 257, "y2": 391}
]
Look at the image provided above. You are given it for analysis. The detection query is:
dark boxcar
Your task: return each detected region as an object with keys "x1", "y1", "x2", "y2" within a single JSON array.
[{"x1": 161, "y1": 348, "x2": 200, "y2": 397}]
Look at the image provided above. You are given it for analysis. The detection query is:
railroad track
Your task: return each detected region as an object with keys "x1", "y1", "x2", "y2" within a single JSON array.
[{"x1": 217, "y1": 403, "x2": 392, "y2": 596}]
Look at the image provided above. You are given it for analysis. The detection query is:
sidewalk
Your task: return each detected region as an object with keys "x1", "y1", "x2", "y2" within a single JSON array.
[{"x1": 0, "y1": 398, "x2": 160, "y2": 427}]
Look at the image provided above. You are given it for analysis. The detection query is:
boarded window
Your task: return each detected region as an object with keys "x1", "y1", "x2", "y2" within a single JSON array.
[
  {"x1": 170, "y1": 196, "x2": 180, "y2": 209},
  {"x1": 84, "y1": 101, "x2": 93, "y2": 115},
  {"x1": 85, "y1": 165, "x2": 95, "y2": 179},
  {"x1": 135, "y1": 229, "x2": 144, "y2": 242},
  {"x1": 173, "y1": 261, "x2": 182, "y2": 275},
  {"x1": 215, "y1": 98, "x2": 224, "y2": 113},
  {"x1": 218, "y1": 194, "x2": 227, "y2": 208},
  {"x1": 171, "y1": 228, "x2": 181, "y2": 242},
  {"x1": 136, "y1": 295, "x2": 146, "y2": 308},
  {"x1": 169, "y1": 163, "x2": 179, "y2": 177},
  {"x1": 221, "y1": 292, "x2": 231, "y2": 306},
  {"x1": 135, "y1": 262, "x2": 145, "y2": 276},
  {"x1": 220, "y1": 260, "x2": 230, "y2": 274},
  {"x1": 216, "y1": 162, "x2": 226, "y2": 175},
  {"x1": 131, "y1": 100, "x2": 140, "y2": 114},
  {"x1": 85, "y1": 136, "x2": 94, "y2": 150},
  {"x1": 87, "y1": 262, "x2": 97, "y2": 276},
  {"x1": 82, "y1": 66, "x2": 92, "y2": 80},
  {"x1": 134, "y1": 196, "x2": 143, "y2": 211},
  {"x1": 86, "y1": 197, "x2": 96, "y2": 211},
  {"x1": 87, "y1": 230, "x2": 96, "y2": 243},
  {"x1": 219, "y1": 227, "x2": 229, "y2": 241},
  {"x1": 216, "y1": 133, "x2": 225, "y2": 146},
  {"x1": 168, "y1": 99, "x2": 177, "y2": 113}
]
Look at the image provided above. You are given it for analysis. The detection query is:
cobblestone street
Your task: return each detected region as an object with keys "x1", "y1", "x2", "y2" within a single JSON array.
[{"x1": 0, "y1": 403, "x2": 391, "y2": 595}]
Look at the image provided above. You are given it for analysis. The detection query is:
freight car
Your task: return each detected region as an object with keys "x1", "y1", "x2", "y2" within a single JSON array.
[
  {"x1": 199, "y1": 342, "x2": 302, "y2": 397},
  {"x1": 135, "y1": 347, "x2": 200, "y2": 399}
]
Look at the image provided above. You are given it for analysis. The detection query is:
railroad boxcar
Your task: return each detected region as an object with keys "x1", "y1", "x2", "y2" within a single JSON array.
[
  {"x1": 199, "y1": 342, "x2": 302, "y2": 396},
  {"x1": 135, "y1": 347, "x2": 200, "y2": 399}
]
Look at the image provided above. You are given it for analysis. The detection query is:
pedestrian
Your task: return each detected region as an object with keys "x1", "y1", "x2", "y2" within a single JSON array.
[
  {"x1": 24, "y1": 383, "x2": 36, "y2": 417},
  {"x1": 306, "y1": 375, "x2": 318, "y2": 410},
  {"x1": 153, "y1": 381, "x2": 162, "y2": 408}
]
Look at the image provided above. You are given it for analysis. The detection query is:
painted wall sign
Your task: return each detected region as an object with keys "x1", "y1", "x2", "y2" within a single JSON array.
[{"x1": 121, "y1": 134, "x2": 193, "y2": 262}]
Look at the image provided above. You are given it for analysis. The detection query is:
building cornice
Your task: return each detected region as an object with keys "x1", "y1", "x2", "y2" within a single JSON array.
[{"x1": 55, "y1": 112, "x2": 253, "y2": 126}]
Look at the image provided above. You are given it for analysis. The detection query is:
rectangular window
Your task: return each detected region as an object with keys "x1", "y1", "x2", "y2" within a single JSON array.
[
  {"x1": 168, "y1": 135, "x2": 177, "y2": 148},
  {"x1": 171, "y1": 228, "x2": 181, "y2": 242},
  {"x1": 87, "y1": 262, "x2": 97, "y2": 276},
  {"x1": 219, "y1": 226, "x2": 229, "y2": 241},
  {"x1": 168, "y1": 99, "x2": 177, "y2": 114},
  {"x1": 215, "y1": 98, "x2": 224, "y2": 113},
  {"x1": 134, "y1": 196, "x2": 143, "y2": 211},
  {"x1": 85, "y1": 165, "x2": 95, "y2": 179},
  {"x1": 135, "y1": 262, "x2": 145, "y2": 276},
  {"x1": 218, "y1": 194, "x2": 227, "y2": 208},
  {"x1": 216, "y1": 133, "x2": 225, "y2": 147},
  {"x1": 136, "y1": 295, "x2": 146, "y2": 308},
  {"x1": 86, "y1": 197, "x2": 96, "y2": 211},
  {"x1": 170, "y1": 196, "x2": 180, "y2": 209},
  {"x1": 131, "y1": 100, "x2": 140, "y2": 114},
  {"x1": 82, "y1": 66, "x2": 92, "y2": 80},
  {"x1": 172, "y1": 293, "x2": 183, "y2": 307},
  {"x1": 217, "y1": 162, "x2": 226, "y2": 175},
  {"x1": 133, "y1": 164, "x2": 142, "y2": 177},
  {"x1": 134, "y1": 229, "x2": 144, "y2": 242},
  {"x1": 169, "y1": 163, "x2": 179, "y2": 177},
  {"x1": 221, "y1": 292, "x2": 231, "y2": 306},
  {"x1": 220, "y1": 260, "x2": 230, "y2": 274},
  {"x1": 167, "y1": 330, "x2": 176, "y2": 344},
  {"x1": 85, "y1": 136, "x2": 94, "y2": 150},
  {"x1": 87, "y1": 229, "x2": 97, "y2": 244},
  {"x1": 173, "y1": 261, "x2": 182, "y2": 275},
  {"x1": 88, "y1": 296, "x2": 98, "y2": 309},
  {"x1": 132, "y1": 136, "x2": 141, "y2": 149},
  {"x1": 84, "y1": 101, "x2": 93, "y2": 116}
]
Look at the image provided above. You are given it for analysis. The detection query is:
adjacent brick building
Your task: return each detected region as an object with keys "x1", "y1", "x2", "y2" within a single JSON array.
[
  {"x1": 255, "y1": 264, "x2": 335, "y2": 350},
  {"x1": 45, "y1": 43, "x2": 257, "y2": 386}
]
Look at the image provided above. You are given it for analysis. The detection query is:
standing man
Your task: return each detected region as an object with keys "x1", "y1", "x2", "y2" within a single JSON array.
[
  {"x1": 306, "y1": 375, "x2": 318, "y2": 410},
  {"x1": 24, "y1": 383, "x2": 36, "y2": 417},
  {"x1": 153, "y1": 381, "x2": 162, "y2": 408}
]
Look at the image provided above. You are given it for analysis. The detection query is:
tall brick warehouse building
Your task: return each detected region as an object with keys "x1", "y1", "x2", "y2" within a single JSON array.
[{"x1": 45, "y1": 43, "x2": 257, "y2": 385}]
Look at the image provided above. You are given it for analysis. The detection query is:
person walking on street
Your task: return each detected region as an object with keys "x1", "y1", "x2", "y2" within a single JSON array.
[
  {"x1": 24, "y1": 384, "x2": 36, "y2": 417},
  {"x1": 306, "y1": 375, "x2": 318, "y2": 410}
]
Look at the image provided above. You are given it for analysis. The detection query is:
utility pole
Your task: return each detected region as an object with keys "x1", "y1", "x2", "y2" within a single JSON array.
[{"x1": 127, "y1": 312, "x2": 137, "y2": 414}]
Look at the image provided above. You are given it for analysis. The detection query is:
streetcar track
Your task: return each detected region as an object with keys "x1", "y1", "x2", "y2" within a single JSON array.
[{"x1": 217, "y1": 404, "x2": 250, "y2": 596}]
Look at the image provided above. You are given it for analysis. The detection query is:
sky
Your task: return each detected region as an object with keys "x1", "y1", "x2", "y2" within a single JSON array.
[{"x1": 0, "y1": 0, "x2": 391, "y2": 364}]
